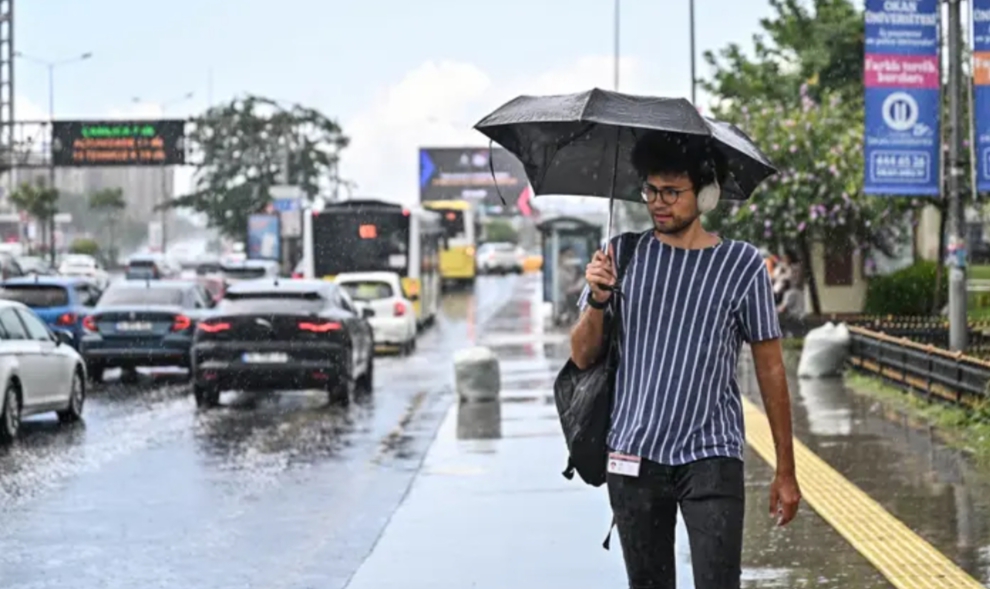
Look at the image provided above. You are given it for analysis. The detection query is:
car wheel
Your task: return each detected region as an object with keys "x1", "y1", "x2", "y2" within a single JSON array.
[
  {"x1": 328, "y1": 374, "x2": 353, "y2": 406},
  {"x1": 0, "y1": 382, "x2": 20, "y2": 444},
  {"x1": 358, "y1": 353, "x2": 374, "y2": 392},
  {"x1": 194, "y1": 384, "x2": 220, "y2": 409},
  {"x1": 87, "y1": 362, "x2": 105, "y2": 384},
  {"x1": 57, "y1": 369, "x2": 85, "y2": 424},
  {"x1": 120, "y1": 367, "x2": 139, "y2": 385}
]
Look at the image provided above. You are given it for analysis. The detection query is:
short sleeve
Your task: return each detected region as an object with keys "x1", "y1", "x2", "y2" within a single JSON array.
[{"x1": 738, "y1": 262, "x2": 782, "y2": 343}]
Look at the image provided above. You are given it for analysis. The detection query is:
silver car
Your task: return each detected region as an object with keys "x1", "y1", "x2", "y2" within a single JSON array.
[
  {"x1": 0, "y1": 300, "x2": 86, "y2": 443},
  {"x1": 476, "y1": 242, "x2": 524, "y2": 274}
]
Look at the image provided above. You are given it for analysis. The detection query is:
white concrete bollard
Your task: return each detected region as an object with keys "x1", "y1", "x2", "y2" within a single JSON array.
[{"x1": 453, "y1": 346, "x2": 500, "y2": 402}]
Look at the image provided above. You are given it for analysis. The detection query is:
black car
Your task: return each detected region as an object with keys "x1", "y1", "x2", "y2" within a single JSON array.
[
  {"x1": 79, "y1": 280, "x2": 217, "y2": 383},
  {"x1": 190, "y1": 279, "x2": 375, "y2": 408}
]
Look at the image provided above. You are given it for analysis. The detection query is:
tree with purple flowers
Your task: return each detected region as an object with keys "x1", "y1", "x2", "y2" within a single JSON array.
[{"x1": 704, "y1": 86, "x2": 915, "y2": 314}]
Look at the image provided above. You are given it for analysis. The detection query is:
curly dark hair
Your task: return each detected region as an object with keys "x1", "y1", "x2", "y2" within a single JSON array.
[{"x1": 631, "y1": 132, "x2": 725, "y2": 192}]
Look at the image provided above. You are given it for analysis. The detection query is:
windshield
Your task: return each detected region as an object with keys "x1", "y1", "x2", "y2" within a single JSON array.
[
  {"x1": 218, "y1": 292, "x2": 325, "y2": 314},
  {"x1": 339, "y1": 281, "x2": 394, "y2": 301},
  {"x1": 0, "y1": 285, "x2": 69, "y2": 308},
  {"x1": 97, "y1": 286, "x2": 184, "y2": 306},
  {"x1": 438, "y1": 210, "x2": 465, "y2": 239},
  {"x1": 223, "y1": 267, "x2": 268, "y2": 280}
]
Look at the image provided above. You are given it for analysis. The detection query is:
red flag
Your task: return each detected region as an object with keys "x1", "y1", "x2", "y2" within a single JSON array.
[{"x1": 517, "y1": 185, "x2": 533, "y2": 217}]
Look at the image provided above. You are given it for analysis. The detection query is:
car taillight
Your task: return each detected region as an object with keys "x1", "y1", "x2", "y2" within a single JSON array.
[
  {"x1": 298, "y1": 321, "x2": 341, "y2": 332},
  {"x1": 394, "y1": 301, "x2": 406, "y2": 316},
  {"x1": 292, "y1": 272, "x2": 302, "y2": 279},
  {"x1": 172, "y1": 314, "x2": 192, "y2": 331},
  {"x1": 197, "y1": 321, "x2": 230, "y2": 333},
  {"x1": 82, "y1": 315, "x2": 97, "y2": 332},
  {"x1": 56, "y1": 312, "x2": 77, "y2": 326}
]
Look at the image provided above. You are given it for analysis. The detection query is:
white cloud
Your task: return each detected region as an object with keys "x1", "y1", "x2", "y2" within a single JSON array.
[{"x1": 339, "y1": 55, "x2": 649, "y2": 208}]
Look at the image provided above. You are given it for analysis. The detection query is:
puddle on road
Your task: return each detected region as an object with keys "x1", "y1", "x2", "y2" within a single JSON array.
[{"x1": 740, "y1": 350, "x2": 990, "y2": 585}]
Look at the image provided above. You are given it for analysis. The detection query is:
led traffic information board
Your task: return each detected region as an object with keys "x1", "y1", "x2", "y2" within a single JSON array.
[{"x1": 51, "y1": 120, "x2": 186, "y2": 167}]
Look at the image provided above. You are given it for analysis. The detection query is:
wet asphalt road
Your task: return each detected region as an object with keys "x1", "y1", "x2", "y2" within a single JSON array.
[{"x1": 0, "y1": 275, "x2": 519, "y2": 589}]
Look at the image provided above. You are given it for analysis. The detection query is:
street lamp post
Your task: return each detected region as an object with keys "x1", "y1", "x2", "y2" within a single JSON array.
[
  {"x1": 14, "y1": 50, "x2": 92, "y2": 264},
  {"x1": 612, "y1": 1, "x2": 697, "y2": 102},
  {"x1": 132, "y1": 92, "x2": 194, "y2": 253}
]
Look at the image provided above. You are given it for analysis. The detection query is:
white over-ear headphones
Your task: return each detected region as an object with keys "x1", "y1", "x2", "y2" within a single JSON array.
[{"x1": 696, "y1": 177, "x2": 721, "y2": 214}]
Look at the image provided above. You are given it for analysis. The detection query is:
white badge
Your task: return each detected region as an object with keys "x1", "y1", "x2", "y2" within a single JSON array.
[{"x1": 607, "y1": 452, "x2": 641, "y2": 477}]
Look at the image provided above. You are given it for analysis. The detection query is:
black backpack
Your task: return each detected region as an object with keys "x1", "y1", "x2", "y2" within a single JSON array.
[{"x1": 553, "y1": 231, "x2": 640, "y2": 488}]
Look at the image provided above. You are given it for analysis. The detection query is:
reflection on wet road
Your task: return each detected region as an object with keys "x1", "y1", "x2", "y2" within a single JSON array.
[
  {"x1": 740, "y1": 351, "x2": 990, "y2": 587},
  {"x1": 0, "y1": 275, "x2": 519, "y2": 589}
]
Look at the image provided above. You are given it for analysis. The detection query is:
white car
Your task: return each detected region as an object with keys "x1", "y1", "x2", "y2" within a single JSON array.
[
  {"x1": 0, "y1": 300, "x2": 86, "y2": 443},
  {"x1": 59, "y1": 254, "x2": 110, "y2": 289},
  {"x1": 476, "y1": 242, "x2": 524, "y2": 274},
  {"x1": 335, "y1": 271, "x2": 417, "y2": 354}
]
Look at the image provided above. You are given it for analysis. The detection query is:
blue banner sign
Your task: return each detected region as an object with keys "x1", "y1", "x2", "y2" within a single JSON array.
[
  {"x1": 863, "y1": 0, "x2": 940, "y2": 195},
  {"x1": 974, "y1": 0, "x2": 990, "y2": 191},
  {"x1": 247, "y1": 214, "x2": 281, "y2": 260}
]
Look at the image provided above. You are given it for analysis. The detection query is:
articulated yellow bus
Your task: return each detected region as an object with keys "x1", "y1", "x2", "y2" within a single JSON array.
[
  {"x1": 422, "y1": 199, "x2": 476, "y2": 289},
  {"x1": 301, "y1": 200, "x2": 443, "y2": 329}
]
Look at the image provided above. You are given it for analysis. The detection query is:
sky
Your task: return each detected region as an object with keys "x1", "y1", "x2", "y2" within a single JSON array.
[{"x1": 14, "y1": 0, "x2": 786, "y2": 206}]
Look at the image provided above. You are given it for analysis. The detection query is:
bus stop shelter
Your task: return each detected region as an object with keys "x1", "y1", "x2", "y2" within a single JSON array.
[{"x1": 537, "y1": 217, "x2": 602, "y2": 326}]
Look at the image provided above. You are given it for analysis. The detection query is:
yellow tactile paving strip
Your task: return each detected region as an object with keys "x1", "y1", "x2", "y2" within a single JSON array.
[{"x1": 741, "y1": 395, "x2": 985, "y2": 589}]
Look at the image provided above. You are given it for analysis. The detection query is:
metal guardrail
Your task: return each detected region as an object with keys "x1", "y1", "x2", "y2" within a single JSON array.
[{"x1": 847, "y1": 326, "x2": 990, "y2": 408}]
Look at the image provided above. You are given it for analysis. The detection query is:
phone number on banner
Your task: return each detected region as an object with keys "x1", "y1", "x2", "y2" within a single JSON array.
[{"x1": 869, "y1": 151, "x2": 932, "y2": 183}]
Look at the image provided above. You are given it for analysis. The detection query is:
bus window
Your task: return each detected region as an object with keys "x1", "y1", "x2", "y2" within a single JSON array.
[
  {"x1": 312, "y1": 212, "x2": 409, "y2": 277},
  {"x1": 439, "y1": 210, "x2": 465, "y2": 239}
]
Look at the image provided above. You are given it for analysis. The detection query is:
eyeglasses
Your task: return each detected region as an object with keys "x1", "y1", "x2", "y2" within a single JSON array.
[{"x1": 641, "y1": 183, "x2": 692, "y2": 205}]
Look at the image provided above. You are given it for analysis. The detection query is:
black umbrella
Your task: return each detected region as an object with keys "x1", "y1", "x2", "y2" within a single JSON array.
[{"x1": 474, "y1": 87, "x2": 778, "y2": 240}]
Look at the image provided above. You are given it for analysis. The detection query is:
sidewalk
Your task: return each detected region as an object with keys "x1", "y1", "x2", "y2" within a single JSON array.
[
  {"x1": 343, "y1": 276, "x2": 893, "y2": 589},
  {"x1": 345, "y1": 275, "x2": 639, "y2": 588}
]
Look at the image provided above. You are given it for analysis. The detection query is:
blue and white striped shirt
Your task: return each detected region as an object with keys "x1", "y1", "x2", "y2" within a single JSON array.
[{"x1": 578, "y1": 232, "x2": 781, "y2": 466}]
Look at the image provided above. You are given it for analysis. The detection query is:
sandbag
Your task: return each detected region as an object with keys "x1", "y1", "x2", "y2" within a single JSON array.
[
  {"x1": 454, "y1": 346, "x2": 500, "y2": 402},
  {"x1": 797, "y1": 322, "x2": 851, "y2": 378}
]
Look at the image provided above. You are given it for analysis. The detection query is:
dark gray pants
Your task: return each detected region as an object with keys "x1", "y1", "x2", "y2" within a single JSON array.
[{"x1": 607, "y1": 456, "x2": 745, "y2": 589}]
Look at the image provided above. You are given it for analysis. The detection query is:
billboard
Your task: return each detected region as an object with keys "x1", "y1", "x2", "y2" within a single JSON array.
[
  {"x1": 51, "y1": 120, "x2": 186, "y2": 167},
  {"x1": 419, "y1": 147, "x2": 531, "y2": 212},
  {"x1": 247, "y1": 214, "x2": 281, "y2": 260},
  {"x1": 975, "y1": 1, "x2": 990, "y2": 191},
  {"x1": 862, "y1": 0, "x2": 940, "y2": 195}
]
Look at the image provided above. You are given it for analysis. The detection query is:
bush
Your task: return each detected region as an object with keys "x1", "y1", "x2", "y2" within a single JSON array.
[
  {"x1": 69, "y1": 238, "x2": 100, "y2": 257},
  {"x1": 484, "y1": 219, "x2": 518, "y2": 243},
  {"x1": 864, "y1": 260, "x2": 945, "y2": 316}
]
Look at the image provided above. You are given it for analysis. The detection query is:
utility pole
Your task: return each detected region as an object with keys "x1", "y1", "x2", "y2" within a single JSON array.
[
  {"x1": 14, "y1": 50, "x2": 91, "y2": 264},
  {"x1": 690, "y1": 0, "x2": 697, "y2": 105},
  {"x1": 613, "y1": 0, "x2": 620, "y2": 91},
  {"x1": 947, "y1": 0, "x2": 967, "y2": 351}
]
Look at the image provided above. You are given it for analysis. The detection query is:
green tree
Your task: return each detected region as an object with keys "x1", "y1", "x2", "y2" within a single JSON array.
[
  {"x1": 69, "y1": 237, "x2": 100, "y2": 257},
  {"x1": 701, "y1": 0, "x2": 864, "y2": 106},
  {"x1": 9, "y1": 178, "x2": 59, "y2": 262},
  {"x1": 704, "y1": 90, "x2": 914, "y2": 314},
  {"x1": 88, "y1": 187, "x2": 126, "y2": 265},
  {"x1": 168, "y1": 95, "x2": 349, "y2": 239},
  {"x1": 483, "y1": 219, "x2": 518, "y2": 244}
]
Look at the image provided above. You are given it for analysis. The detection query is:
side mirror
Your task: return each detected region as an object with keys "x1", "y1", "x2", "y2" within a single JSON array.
[
  {"x1": 362, "y1": 308, "x2": 375, "y2": 319},
  {"x1": 54, "y1": 329, "x2": 73, "y2": 346}
]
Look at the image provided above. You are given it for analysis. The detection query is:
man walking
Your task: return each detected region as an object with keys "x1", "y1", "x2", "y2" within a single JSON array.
[{"x1": 569, "y1": 134, "x2": 801, "y2": 589}]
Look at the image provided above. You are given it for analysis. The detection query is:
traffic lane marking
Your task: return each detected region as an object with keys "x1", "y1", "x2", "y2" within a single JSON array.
[{"x1": 742, "y1": 395, "x2": 984, "y2": 589}]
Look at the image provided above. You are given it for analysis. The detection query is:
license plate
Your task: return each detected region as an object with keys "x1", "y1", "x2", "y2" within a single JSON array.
[
  {"x1": 242, "y1": 352, "x2": 288, "y2": 363},
  {"x1": 116, "y1": 321, "x2": 153, "y2": 331}
]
